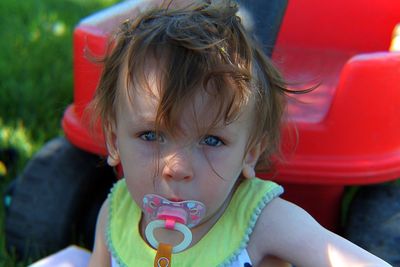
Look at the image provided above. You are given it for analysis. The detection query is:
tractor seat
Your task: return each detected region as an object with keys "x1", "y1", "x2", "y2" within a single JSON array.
[{"x1": 263, "y1": 46, "x2": 400, "y2": 186}]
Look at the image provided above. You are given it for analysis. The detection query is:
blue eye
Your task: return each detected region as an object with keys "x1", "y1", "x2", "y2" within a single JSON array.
[
  {"x1": 139, "y1": 131, "x2": 164, "y2": 142},
  {"x1": 201, "y1": 135, "x2": 224, "y2": 147}
]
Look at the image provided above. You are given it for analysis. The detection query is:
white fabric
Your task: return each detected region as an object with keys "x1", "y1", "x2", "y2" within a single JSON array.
[
  {"x1": 29, "y1": 246, "x2": 90, "y2": 267},
  {"x1": 111, "y1": 248, "x2": 252, "y2": 266}
]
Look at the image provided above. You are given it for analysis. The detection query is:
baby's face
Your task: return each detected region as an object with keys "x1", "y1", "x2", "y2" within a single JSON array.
[{"x1": 110, "y1": 62, "x2": 260, "y2": 229}]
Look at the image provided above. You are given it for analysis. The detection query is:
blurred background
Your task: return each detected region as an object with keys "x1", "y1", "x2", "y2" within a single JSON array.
[{"x1": 0, "y1": 1, "x2": 117, "y2": 265}]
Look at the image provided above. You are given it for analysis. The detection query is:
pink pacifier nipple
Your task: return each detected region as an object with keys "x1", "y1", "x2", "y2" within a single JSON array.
[{"x1": 143, "y1": 194, "x2": 206, "y2": 253}]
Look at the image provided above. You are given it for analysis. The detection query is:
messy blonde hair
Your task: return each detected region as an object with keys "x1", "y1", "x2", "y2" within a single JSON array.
[{"x1": 90, "y1": 0, "x2": 291, "y2": 172}]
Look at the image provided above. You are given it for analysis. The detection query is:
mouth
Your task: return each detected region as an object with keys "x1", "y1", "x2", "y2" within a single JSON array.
[
  {"x1": 143, "y1": 193, "x2": 207, "y2": 229},
  {"x1": 168, "y1": 197, "x2": 184, "y2": 202}
]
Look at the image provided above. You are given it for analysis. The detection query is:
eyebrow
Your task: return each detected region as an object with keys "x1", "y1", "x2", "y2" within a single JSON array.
[
  {"x1": 133, "y1": 115, "x2": 157, "y2": 126},
  {"x1": 123, "y1": 109, "x2": 157, "y2": 127}
]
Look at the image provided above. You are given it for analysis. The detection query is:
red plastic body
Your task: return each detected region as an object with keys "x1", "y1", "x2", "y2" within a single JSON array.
[{"x1": 62, "y1": 0, "x2": 400, "y2": 231}]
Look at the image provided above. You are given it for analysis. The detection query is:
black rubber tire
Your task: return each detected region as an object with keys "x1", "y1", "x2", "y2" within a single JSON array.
[
  {"x1": 344, "y1": 184, "x2": 400, "y2": 266},
  {"x1": 5, "y1": 137, "x2": 116, "y2": 260},
  {"x1": 3, "y1": 178, "x2": 16, "y2": 214}
]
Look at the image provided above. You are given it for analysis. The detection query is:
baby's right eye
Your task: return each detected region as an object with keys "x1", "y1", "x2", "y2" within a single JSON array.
[
  {"x1": 200, "y1": 135, "x2": 224, "y2": 147},
  {"x1": 139, "y1": 131, "x2": 164, "y2": 142}
]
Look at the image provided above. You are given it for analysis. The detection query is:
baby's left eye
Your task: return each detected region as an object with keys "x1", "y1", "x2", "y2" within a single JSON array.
[{"x1": 200, "y1": 135, "x2": 224, "y2": 147}]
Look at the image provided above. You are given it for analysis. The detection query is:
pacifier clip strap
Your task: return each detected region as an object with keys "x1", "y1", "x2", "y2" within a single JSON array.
[{"x1": 154, "y1": 243, "x2": 173, "y2": 267}]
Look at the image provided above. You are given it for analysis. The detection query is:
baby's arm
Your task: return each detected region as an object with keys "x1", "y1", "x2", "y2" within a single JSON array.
[
  {"x1": 251, "y1": 197, "x2": 392, "y2": 267},
  {"x1": 88, "y1": 199, "x2": 111, "y2": 267}
]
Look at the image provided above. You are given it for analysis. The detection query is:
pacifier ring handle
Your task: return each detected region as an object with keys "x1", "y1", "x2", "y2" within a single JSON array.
[{"x1": 145, "y1": 220, "x2": 192, "y2": 253}]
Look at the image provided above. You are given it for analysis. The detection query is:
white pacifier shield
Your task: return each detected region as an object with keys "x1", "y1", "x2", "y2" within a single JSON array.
[{"x1": 145, "y1": 220, "x2": 192, "y2": 253}]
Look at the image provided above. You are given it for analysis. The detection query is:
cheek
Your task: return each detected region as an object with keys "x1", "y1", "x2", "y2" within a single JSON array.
[
  {"x1": 198, "y1": 176, "x2": 238, "y2": 219},
  {"x1": 204, "y1": 149, "x2": 244, "y2": 178},
  {"x1": 118, "y1": 136, "x2": 157, "y2": 171},
  {"x1": 125, "y1": 178, "x2": 149, "y2": 209},
  {"x1": 118, "y1": 141, "x2": 158, "y2": 198},
  {"x1": 123, "y1": 159, "x2": 157, "y2": 209}
]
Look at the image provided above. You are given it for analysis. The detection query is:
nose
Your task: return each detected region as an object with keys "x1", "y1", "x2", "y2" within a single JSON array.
[{"x1": 162, "y1": 147, "x2": 193, "y2": 181}]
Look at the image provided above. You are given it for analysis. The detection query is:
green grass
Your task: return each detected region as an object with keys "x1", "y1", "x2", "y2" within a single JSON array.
[{"x1": 0, "y1": 0, "x2": 117, "y2": 265}]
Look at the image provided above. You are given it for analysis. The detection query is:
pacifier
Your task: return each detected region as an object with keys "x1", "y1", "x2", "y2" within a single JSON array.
[{"x1": 143, "y1": 194, "x2": 206, "y2": 253}]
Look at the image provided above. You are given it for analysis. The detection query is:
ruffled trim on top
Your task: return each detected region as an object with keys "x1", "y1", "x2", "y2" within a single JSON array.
[
  {"x1": 106, "y1": 180, "x2": 128, "y2": 267},
  {"x1": 219, "y1": 184, "x2": 284, "y2": 267}
]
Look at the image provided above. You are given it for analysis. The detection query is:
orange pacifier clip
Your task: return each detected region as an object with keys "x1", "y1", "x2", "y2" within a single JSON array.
[
  {"x1": 154, "y1": 243, "x2": 172, "y2": 267},
  {"x1": 143, "y1": 194, "x2": 206, "y2": 267}
]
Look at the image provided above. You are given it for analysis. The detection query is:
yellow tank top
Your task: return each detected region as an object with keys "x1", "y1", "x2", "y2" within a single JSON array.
[{"x1": 107, "y1": 178, "x2": 283, "y2": 266}]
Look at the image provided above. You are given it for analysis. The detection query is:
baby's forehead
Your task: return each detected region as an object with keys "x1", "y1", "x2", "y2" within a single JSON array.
[
  {"x1": 118, "y1": 71, "x2": 253, "y2": 128},
  {"x1": 115, "y1": 49, "x2": 255, "y2": 130},
  {"x1": 117, "y1": 54, "x2": 202, "y2": 104},
  {"x1": 120, "y1": 76, "x2": 235, "y2": 118}
]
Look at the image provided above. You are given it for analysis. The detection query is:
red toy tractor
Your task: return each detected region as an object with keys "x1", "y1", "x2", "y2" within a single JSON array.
[{"x1": 5, "y1": 0, "x2": 400, "y2": 264}]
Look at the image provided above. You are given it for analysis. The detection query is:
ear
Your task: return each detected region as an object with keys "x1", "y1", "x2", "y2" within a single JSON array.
[
  {"x1": 242, "y1": 138, "x2": 268, "y2": 179},
  {"x1": 104, "y1": 122, "x2": 120, "y2": 167}
]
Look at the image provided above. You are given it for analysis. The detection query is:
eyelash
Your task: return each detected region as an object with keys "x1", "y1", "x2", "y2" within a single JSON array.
[
  {"x1": 138, "y1": 131, "x2": 225, "y2": 147},
  {"x1": 200, "y1": 135, "x2": 225, "y2": 147},
  {"x1": 138, "y1": 131, "x2": 164, "y2": 142}
]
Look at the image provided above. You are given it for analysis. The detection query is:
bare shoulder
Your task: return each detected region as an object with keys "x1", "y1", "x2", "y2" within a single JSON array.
[
  {"x1": 96, "y1": 198, "x2": 110, "y2": 235},
  {"x1": 88, "y1": 198, "x2": 111, "y2": 267},
  {"x1": 248, "y1": 197, "x2": 392, "y2": 267},
  {"x1": 247, "y1": 197, "x2": 315, "y2": 265}
]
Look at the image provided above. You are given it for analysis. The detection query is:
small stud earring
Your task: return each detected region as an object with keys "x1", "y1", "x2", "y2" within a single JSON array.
[
  {"x1": 242, "y1": 165, "x2": 255, "y2": 179},
  {"x1": 107, "y1": 154, "x2": 120, "y2": 167}
]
